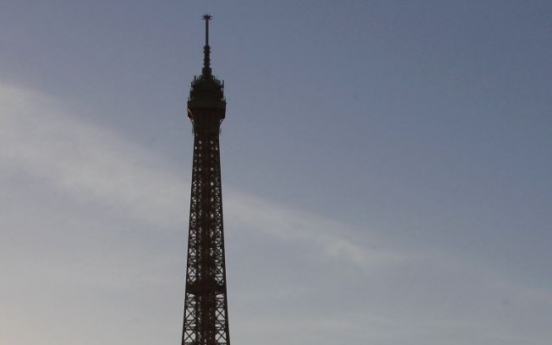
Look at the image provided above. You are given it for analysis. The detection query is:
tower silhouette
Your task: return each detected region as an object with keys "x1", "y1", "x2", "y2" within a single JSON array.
[{"x1": 181, "y1": 15, "x2": 230, "y2": 345}]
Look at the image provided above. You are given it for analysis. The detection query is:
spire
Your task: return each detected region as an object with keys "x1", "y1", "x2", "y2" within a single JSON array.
[
  {"x1": 188, "y1": 14, "x2": 225, "y2": 112},
  {"x1": 202, "y1": 14, "x2": 212, "y2": 77}
]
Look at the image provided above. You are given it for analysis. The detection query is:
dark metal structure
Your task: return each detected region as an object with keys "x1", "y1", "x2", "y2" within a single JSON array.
[{"x1": 181, "y1": 15, "x2": 230, "y2": 345}]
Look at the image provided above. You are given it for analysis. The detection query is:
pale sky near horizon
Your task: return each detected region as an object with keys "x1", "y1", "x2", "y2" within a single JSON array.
[{"x1": 1, "y1": 1, "x2": 551, "y2": 345}]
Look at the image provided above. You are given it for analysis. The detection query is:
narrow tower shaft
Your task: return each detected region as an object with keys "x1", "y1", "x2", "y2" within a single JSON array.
[{"x1": 182, "y1": 15, "x2": 230, "y2": 345}]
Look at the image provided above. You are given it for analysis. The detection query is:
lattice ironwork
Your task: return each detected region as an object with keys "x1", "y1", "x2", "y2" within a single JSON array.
[{"x1": 182, "y1": 15, "x2": 230, "y2": 345}]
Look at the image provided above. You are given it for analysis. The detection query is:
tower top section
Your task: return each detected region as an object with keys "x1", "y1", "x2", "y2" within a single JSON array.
[{"x1": 188, "y1": 14, "x2": 226, "y2": 129}]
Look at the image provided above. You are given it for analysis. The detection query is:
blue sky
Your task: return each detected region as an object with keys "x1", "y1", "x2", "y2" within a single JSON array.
[{"x1": 1, "y1": 1, "x2": 551, "y2": 344}]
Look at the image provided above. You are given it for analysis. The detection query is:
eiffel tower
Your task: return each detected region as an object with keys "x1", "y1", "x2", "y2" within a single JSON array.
[{"x1": 181, "y1": 15, "x2": 230, "y2": 345}]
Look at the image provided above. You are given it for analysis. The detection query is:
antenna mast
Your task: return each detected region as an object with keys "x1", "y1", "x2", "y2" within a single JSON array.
[{"x1": 202, "y1": 14, "x2": 212, "y2": 76}]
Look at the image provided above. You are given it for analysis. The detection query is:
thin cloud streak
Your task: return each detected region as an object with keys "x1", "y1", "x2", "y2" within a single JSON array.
[
  {"x1": 225, "y1": 191, "x2": 409, "y2": 268},
  {"x1": 1, "y1": 85, "x2": 189, "y2": 230},
  {"x1": 0, "y1": 82, "x2": 401, "y2": 269}
]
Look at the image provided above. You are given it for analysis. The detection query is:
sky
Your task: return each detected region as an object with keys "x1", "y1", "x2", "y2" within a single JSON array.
[{"x1": 1, "y1": 1, "x2": 551, "y2": 344}]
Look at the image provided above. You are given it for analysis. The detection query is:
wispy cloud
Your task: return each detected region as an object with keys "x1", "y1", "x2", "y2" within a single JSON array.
[
  {"x1": 0, "y1": 82, "x2": 409, "y2": 345},
  {"x1": 225, "y1": 191, "x2": 408, "y2": 268},
  {"x1": 0, "y1": 82, "x2": 402, "y2": 269},
  {"x1": 0, "y1": 83, "x2": 187, "y2": 229}
]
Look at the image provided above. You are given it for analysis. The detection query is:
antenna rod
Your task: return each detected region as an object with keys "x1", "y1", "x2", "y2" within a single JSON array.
[
  {"x1": 204, "y1": 14, "x2": 211, "y2": 45},
  {"x1": 202, "y1": 14, "x2": 212, "y2": 76}
]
